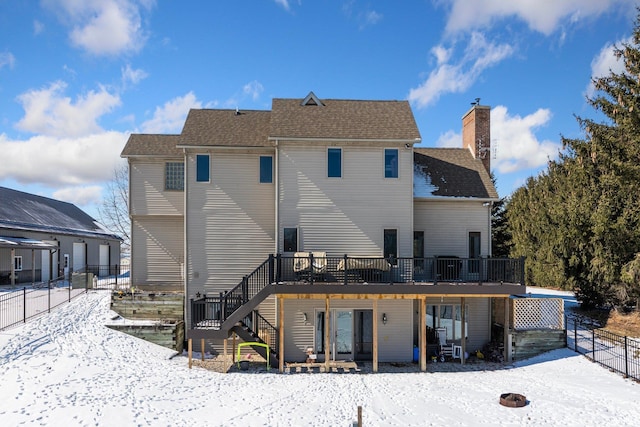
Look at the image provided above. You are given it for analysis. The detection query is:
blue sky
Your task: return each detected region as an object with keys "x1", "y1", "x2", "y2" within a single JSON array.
[{"x1": 0, "y1": 0, "x2": 638, "y2": 219}]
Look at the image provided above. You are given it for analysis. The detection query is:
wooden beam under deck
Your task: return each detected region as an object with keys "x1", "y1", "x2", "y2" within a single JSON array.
[{"x1": 276, "y1": 293, "x2": 516, "y2": 300}]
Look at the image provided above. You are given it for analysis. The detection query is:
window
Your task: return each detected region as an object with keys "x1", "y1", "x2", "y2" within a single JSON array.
[
  {"x1": 165, "y1": 162, "x2": 184, "y2": 190},
  {"x1": 196, "y1": 154, "x2": 210, "y2": 182},
  {"x1": 384, "y1": 148, "x2": 398, "y2": 178},
  {"x1": 384, "y1": 229, "x2": 397, "y2": 261},
  {"x1": 426, "y1": 304, "x2": 468, "y2": 341},
  {"x1": 259, "y1": 156, "x2": 273, "y2": 183},
  {"x1": 413, "y1": 231, "x2": 424, "y2": 259},
  {"x1": 14, "y1": 256, "x2": 23, "y2": 271},
  {"x1": 469, "y1": 232, "x2": 481, "y2": 273},
  {"x1": 315, "y1": 311, "x2": 325, "y2": 353},
  {"x1": 327, "y1": 148, "x2": 342, "y2": 178},
  {"x1": 283, "y1": 228, "x2": 298, "y2": 252}
]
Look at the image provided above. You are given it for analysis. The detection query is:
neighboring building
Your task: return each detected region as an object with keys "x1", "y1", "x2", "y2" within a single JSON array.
[
  {"x1": 0, "y1": 187, "x2": 122, "y2": 286},
  {"x1": 122, "y1": 93, "x2": 524, "y2": 371}
]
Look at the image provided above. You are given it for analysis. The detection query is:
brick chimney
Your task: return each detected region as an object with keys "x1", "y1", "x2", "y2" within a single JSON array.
[{"x1": 462, "y1": 103, "x2": 491, "y2": 174}]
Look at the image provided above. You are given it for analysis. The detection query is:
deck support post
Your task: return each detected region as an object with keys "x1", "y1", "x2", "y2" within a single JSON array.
[
  {"x1": 279, "y1": 296, "x2": 285, "y2": 373},
  {"x1": 232, "y1": 332, "x2": 236, "y2": 364},
  {"x1": 325, "y1": 296, "x2": 330, "y2": 371},
  {"x1": 373, "y1": 299, "x2": 379, "y2": 373},
  {"x1": 223, "y1": 334, "x2": 228, "y2": 359},
  {"x1": 419, "y1": 297, "x2": 426, "y2": 371},
  {"x1": 461, "y1": 297, "x2": 466, "y2": 365},
  {"x1": 504, "y1": 297, "x2": 510, "y2": 362}
]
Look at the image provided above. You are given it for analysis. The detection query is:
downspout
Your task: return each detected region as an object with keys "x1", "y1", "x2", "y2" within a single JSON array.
[
  {"x1": 183, "y1": 148, "x2": 189, "y2": 328},
  {"x1": 274, "y1": 140, "x2": 280, "y2": 255},
  {"x1": 488, "y1": 201, "x2": 493, "y2": 257}
]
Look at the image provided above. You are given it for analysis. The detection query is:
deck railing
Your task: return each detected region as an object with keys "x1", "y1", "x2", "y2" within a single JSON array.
[{"x1": 191, "y1": 255, "x2": 525, "y2": 329}]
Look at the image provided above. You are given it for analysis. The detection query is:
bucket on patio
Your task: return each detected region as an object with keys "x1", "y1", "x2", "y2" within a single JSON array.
[{"x1": 413, "y1": 346, "x2": 419, "y2": 362}]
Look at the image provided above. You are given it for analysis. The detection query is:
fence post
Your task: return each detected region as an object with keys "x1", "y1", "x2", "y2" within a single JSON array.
[
  {"x1": 242, "y1": 276, "x2": 249, "y2": 303},
  {"x1": 624, "y1": 336, "x2": 629, "y2": 379},
  {"x1": 220, "y1": 292, "x2": 226, "y2": 321},
  {"x1": 344, "y1": 254, "x2": 348, "y2": 286},
  {"x1": 591, "y1": 328, "x2": 595, "y2": 362},
  {"x1": 574, "y1": 317, "x2": 577, "y2": 352},
  {"x1": 115, "y1": 264, "x2": 118, "y2": 288},
  {"x1": 276, "y1": 254, "x2": 281, "y2": 284},
  {"x1": 268, "y1": 254, "x2": 275, "y2": 284},
  {"x1": 23, "y1": 287, "x2": 26, "y2": 324}
]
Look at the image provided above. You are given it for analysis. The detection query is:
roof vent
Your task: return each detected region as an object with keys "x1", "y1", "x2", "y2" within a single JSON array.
[
  {"x1": 301, "y1": 91, "x2": 323, "y2": 107},
  {"x1": 235, "y1": 106, "x2": 241, "y2": 115}
]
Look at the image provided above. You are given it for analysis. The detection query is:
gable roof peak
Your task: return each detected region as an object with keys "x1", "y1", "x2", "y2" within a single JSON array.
[{"x1": 301, "y1": 91, "x2": 323, "y2": 106}]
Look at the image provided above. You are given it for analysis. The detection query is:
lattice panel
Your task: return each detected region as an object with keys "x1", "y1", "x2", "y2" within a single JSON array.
[{"x1": 513, "y1": 298, "x2": 564, "y2": 330}]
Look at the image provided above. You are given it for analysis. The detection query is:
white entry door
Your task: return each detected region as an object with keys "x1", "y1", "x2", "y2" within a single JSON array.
[
  {"x1": 99, "y1": 244, "x2": 110, "y2": 276},
  {"x1": 72, "y1": 242, "x2": 86, "y2": 273}
]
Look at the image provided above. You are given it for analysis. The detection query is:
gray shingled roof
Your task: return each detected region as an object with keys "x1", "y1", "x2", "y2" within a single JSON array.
[
  {"x1": 179, "y1": 109, "x2": 271, "y2": 147},
  {"x1": 121, "y1": 134, "x2": 182, "y2": 157},
  {"x1": 0, "y1": 187, "x2": 121, "y2": 240},
  {"x1": 270, "y1": 98, "x2": 421, "y2": 141},
  {"x1": 413, "y1": 148, "x2": 498, "y2": 199}
]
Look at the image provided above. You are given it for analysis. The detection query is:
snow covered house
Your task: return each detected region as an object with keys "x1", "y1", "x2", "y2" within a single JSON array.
[
  {"x1": 0, "y1": 187, "x2": 122, "y2": 286},
  {"x1": 121, "y1": 93, "x2": 524, "y2": 371}
]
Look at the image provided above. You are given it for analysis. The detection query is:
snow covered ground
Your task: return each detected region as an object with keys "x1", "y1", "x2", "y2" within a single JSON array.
[{"x1": 1, "y1": 288, "x2": 639, "y2": 426}]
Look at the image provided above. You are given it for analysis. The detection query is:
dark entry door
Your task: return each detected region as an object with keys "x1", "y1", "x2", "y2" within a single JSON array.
[{"x1": 354, "y1": 310, "x2": 373, "y2": 361}]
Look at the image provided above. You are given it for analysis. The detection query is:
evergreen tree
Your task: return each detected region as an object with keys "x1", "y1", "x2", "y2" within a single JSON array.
[
  {"x1": 490, "y1": 173, "x2": 512, "y2": 258},
  {"x1": 507, "y1": 12, "x2": 640, "y2": 308}
]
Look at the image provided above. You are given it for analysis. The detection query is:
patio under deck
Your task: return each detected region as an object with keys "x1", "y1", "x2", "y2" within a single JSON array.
[{"x1": 188, "y1": 255, "x2": 524, "y2": 372}]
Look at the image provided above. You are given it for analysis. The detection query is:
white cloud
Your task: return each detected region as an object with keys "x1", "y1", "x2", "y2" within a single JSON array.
[
  {"x1": 432, "y1": 45, "x2": 452, "y2": 65},
  {"x1": 443, "y1": 0, "x2": 630, "y2": 35},
  {"x1": 121, "y1": 64, "x2": 148, "y2": 86},
  {"x1": 53, "y1": 185, "x2": 103, "y2": 206},
  {"x1": 15, "y1": 81, "x2": 121, "y2": 138},
  {"x1": 0, "y1": 131, "x2": 128, "y2": 187},
  {"x1": 140, "y1": 92, "x2": 202, "y2": 134},
  {"x1": 408, "y1": 33, "x2": 514, "y2": 108},
  {"x1": 44, "y1": 0, "x2": 150, "y2": 55},
  {"x1": 0, "y1": 51, "x2": 16, "y2": 69},
  {"x1": 586, "y1": 38, "x2": 628, "y2": 97},
  {"x1": 33, "y1": 20, "x2": 45, "y2": 35},
  {"x1": 243, "y1": 80, "x2": 264, "y2": 102},
  {"x1": 491, "y1": 105, "x2": 561, "y2": 173},
  {"x1": 359, "y1": 10, "x2": 383, "y2": 29},
  {"x1": 435, "y1": 130, "x2": 462, "y2": 148},
  {"x1": 274, "y1": 0, "x2": 290, "y2": 10}
]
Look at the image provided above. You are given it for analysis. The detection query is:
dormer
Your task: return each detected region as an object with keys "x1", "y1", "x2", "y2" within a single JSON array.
[{"x1": 300, "y1": 91, "x2": 324, "y2": 107}]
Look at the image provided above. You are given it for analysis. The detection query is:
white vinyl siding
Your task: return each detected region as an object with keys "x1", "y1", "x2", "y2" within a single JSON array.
[
  {"x1": 131, "y1": 217, "x2": 184, "y2": 286},
  {"x1": 278, "y1": 143, "x2": 413, "y2": 257},
  {"x1": 413, "y1": 200, "x2": 490, "y2": 257},
  {"x1": 282, "y1": 298, "x2": 413, "y2": 363},
  {"x1": 130, "y1": 159, "x2": 184, "y2": 216},
  {"x1": 186, "y1": 150, "x2": 276, "y2": 296}
]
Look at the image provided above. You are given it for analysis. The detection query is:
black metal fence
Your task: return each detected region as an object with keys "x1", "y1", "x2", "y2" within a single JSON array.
[
  {"x1": 275, "y1": 254, "x2": 525, "y2": 285},
  {"x1": 81, "y1": 264, "x2": 131, "y2": 290},
  {"x1": 0, "y1": 276, "x2": 86, "y2": 331},
  {"x1": 566, "y1": 314, "x2": 640, "y2": 382},
  {"x1": 0, "y1": 264, "x2": 131, "y2": 331}
]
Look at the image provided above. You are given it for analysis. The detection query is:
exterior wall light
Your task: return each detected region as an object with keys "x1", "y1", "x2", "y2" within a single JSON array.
[{"x1": 382, "y1": 313, "x2": 387, "y2": 324}]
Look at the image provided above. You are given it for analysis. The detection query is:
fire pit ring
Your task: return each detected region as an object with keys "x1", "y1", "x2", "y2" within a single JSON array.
[{"x1": 499, "y1": 393, "x2": 527, "y2": 408}]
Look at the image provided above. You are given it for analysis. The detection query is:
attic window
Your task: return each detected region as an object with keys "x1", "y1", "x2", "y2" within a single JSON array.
[{"x1": 301, "y1": 91, "x2": 323, "y2": 106}]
